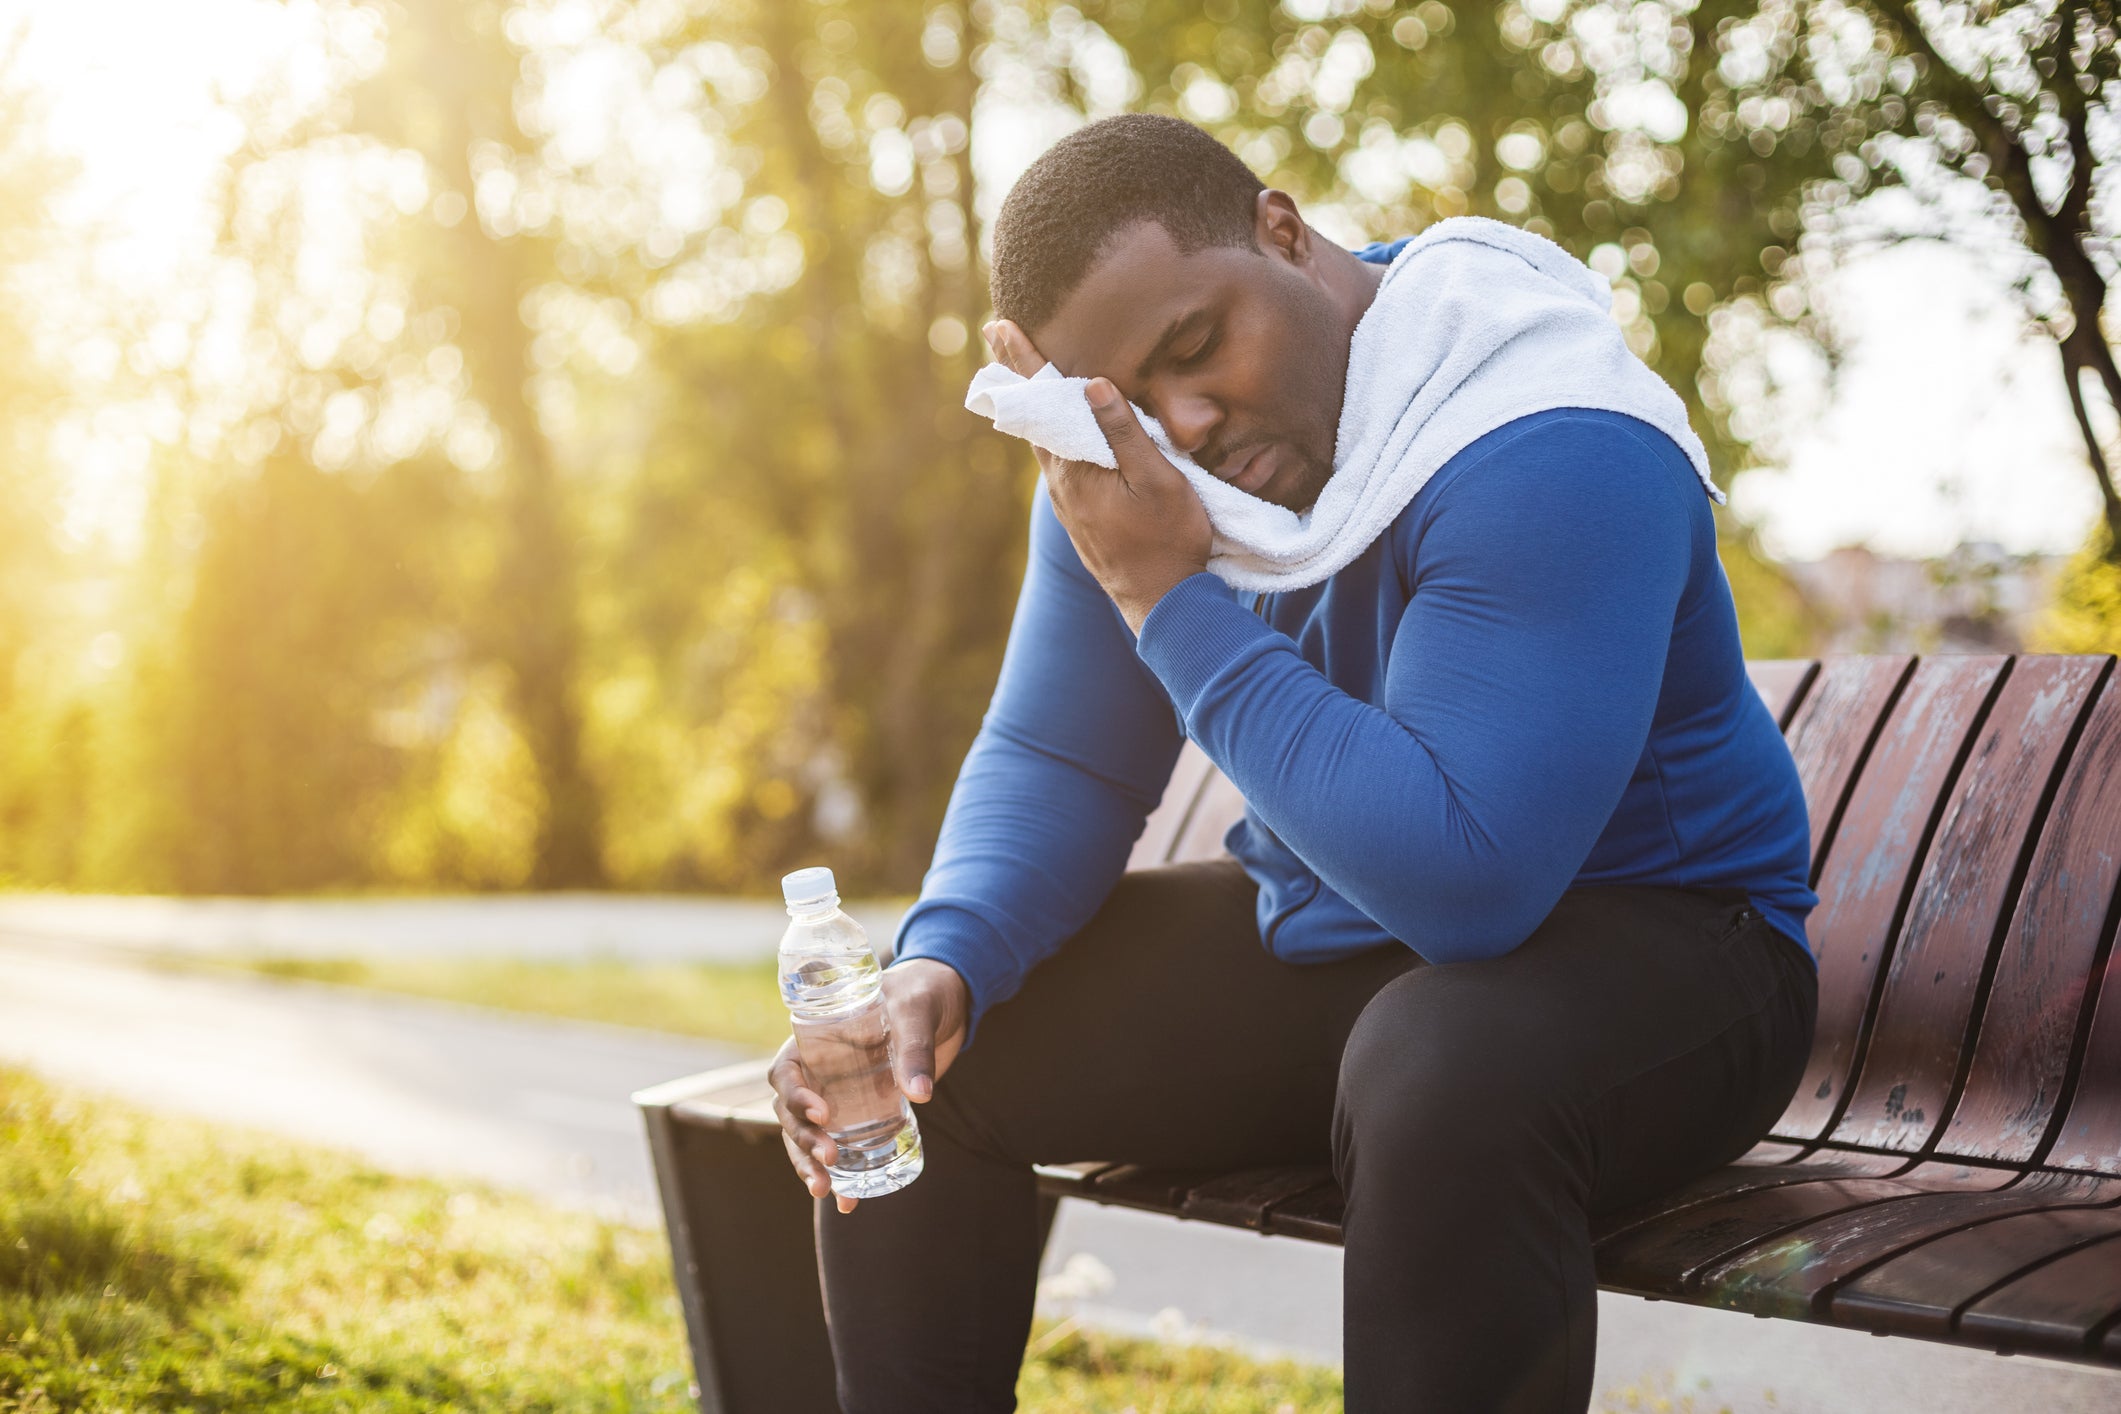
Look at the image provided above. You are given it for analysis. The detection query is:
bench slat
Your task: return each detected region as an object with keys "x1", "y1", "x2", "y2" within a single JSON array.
[
  {"x1": 1169, "y1": 774, "x2": 1248, "y2": 865},
  {"x1": 1943, "y1": 663, "x2": 2121, "y2": 1165},
  {"x1": 1832, "y1": 1204, "x2": 2121, "y2": 1337},
  {"x1": 2038, "y1": 662, "x2": 2121, "y2": 1177},
  {"x1": 1033, "y1": 1161, "x2": 1121, "y2": 1195},
  {"x1": 1833, "y1": 657, "x2": 2108, "y2": 1154},
  {"x1": 1590, "y1": 1150, "x2": 1912, "y2": 1248},
  {"x1": 1738, "y1": 1141, "x2": 1807, "y2": 1165},
  {"x1": 1746, "y1": 658, "x2": 1821, "y2": 729},
  {"x1": 1783, "y1": 655, "x2": 1915, "y2": 877},
  {"x1": 1774, "y1": 655, "x2": 2009, "y2": 1143},
  {"x1": 1128, "y1": 742, "x2": 1219, "y2": 870},
  {"x1": 1180, "y1": 1166, "x2": 1337, "y2": 1228},
  {"x1": 2050, "y1": 923, "x2": 2121, "y2": 1175},
  {"x1": 1260, "y1": 1183, "x2": 1348, "y2": 1244},
  {"x1": 1082, "y1": 1165, "x2": 1233, "y2": 1212},
  {"x1": 1690, "y1": 1173, "x2": 2121, "y2": 1321},
  {"x1": 1942, "y1": 1232, "x2": 2121, "y2": 1355},
  {"x1": 1596, "y1": 1177, "x2": 1937, "y2": 1297},
  {"x1": 663, "y1": 1069, "x2": 779, "y2": 1135}
]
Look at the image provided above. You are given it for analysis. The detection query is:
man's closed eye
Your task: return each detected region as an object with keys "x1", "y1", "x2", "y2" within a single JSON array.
[{"x1": 1175, "y1": 330, "x2": 1219, "y2": 369}]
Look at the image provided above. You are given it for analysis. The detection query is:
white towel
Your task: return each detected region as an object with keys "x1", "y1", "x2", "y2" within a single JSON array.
[{"x1": 964, "y1": 217, "x2": 1724, "y2": 593}]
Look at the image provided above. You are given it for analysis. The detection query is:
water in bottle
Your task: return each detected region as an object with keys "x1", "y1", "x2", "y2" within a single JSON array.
[{"x1": 778, "y1": 866, "x2": 923, "y2": 1199}]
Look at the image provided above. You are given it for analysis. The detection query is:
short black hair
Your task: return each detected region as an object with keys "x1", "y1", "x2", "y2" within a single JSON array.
[{"x1": 989, "y1": 113, "x2": 1265, "y2": 332}]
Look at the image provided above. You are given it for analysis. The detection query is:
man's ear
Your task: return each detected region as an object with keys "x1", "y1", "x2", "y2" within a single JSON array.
[{"x1": 1254, "y1": 189, "x2": 1311, "y2": 265}]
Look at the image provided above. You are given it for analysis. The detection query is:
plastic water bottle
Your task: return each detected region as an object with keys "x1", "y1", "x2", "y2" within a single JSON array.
[{"x1": 778, "y1": 866, "x2": 923, "y2": 1199}]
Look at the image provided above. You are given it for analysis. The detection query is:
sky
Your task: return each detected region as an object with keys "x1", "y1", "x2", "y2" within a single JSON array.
[
  {"x1": 1730, "y1": 240, "x2": 2103, "y2": 560},
  {"x1": 13, "y1": 0, "x2": 2110, "y2": 563},
  {"x1": 20, "y1": 0, "x2": 293, "y2": 289}
]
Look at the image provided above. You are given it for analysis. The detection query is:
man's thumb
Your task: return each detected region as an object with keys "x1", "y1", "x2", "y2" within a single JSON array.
[
  {"x1": 1085, "y1": 378, "x2": 1143, "y2": 450},
  {"x1": 894, "y1": 1023, "x2": 937, "y2": 1103}
]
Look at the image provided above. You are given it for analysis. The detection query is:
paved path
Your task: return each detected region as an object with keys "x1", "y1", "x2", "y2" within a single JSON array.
[
  {"x1": 0, "y1": 942, "x2": 744, "y2": 1223},
  {"x1": 1, "y1": 932, "x2": 2116, "y2": 1410},
  {"x1": 0, "y1": 891, "x2": 905, "y2": 964}
]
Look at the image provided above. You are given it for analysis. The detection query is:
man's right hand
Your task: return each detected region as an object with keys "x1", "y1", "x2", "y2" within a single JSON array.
[{"x1": 771, "y1": 956, "x2": 971, "y2": 1214}]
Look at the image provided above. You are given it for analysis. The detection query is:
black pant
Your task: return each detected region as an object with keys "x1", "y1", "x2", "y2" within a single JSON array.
[{"x1": 818, "y1": 860, "x2": 1818, "y2": 1413}]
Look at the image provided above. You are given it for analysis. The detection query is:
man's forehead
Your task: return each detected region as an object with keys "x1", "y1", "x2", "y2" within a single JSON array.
[{"x1": 1032, "y1": 220, "x2": 1254, "y2": 377}]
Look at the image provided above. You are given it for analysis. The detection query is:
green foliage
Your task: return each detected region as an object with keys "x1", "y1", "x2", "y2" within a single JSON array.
[
  {"x1": 609, "y1": 0, "x2": 1028, "y2": 888},
  {"x1": 2031, "y1": 527, "x2": 2121, "y2": 654},
  {"x1": 119, "y1": 456, "x2": 465, "y2": 892},
  {"x1": 1718, "y1": 529, "x2": 1819, "y2": 660},
  {"x1": 1076, "y1": 0, "x2": 1865, "y2": 477},
  {"x1": 0, "y1": 51, "x2": 67, "y2": 671},
  {"x1": 2, "y1": 0, "x2": 1874, "y2": 900}
]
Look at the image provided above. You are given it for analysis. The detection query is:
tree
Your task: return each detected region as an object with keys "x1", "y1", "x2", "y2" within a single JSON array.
[
  {"x1": 1878, "y1": 0, "x2": 2121, "y2": 554},
  {"x1": 10, "y1": 0, "x2": 1860, "y2": 896},
  {"x1": 125, "y1": 0, "x2": 609, "y2": 890},
  {"x1": 0, "y1": 33, "x2": 69, "y2": 684},
  {"x1": 592, "y1": 0, "x2": 1026, "y2": 888},
  {"x1": 347, "y1": 0, "x2": 608, "y2": 885},
  {"x1": 0, "y1": 37, "x2": 86, "y2": 883},
  {"x1": 1680, "y1": 0, "x2": 2121, "y2": 559},
  {"x1": 2034, "y1": 525, "x2": 2121, "y2": 648},
  {"x1": 1066, "y1": 0, "x2": 1872, "y2": 485}
]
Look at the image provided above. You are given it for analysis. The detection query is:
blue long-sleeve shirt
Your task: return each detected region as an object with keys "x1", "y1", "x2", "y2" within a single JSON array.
[{"x1": 895, "y1": 357, "x2": 1816, "y2": 1040}]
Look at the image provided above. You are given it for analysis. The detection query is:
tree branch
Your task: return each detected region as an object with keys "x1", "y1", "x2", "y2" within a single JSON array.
[{"x1": 1873, "y1": 0, "x2": 2121, "y2": 554}]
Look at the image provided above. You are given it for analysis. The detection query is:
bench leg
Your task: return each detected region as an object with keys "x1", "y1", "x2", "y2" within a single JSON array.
[
  {"x1": 642, "y1": 1109, "x2": 841, "y2": 1414},
  {"x1": 643, "y1": 1105, "x2": 1072, "y2": 1414}
]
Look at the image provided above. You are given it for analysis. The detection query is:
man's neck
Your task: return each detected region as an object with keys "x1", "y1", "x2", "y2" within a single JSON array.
[{"x1": 1317, "y1": 237, "x2": 1390, "y2": 343}]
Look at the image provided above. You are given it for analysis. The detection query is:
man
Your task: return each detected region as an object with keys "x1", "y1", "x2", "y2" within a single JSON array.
[{"x1": 772, "y1": 113, "x2": 1818, "y2": 1413}]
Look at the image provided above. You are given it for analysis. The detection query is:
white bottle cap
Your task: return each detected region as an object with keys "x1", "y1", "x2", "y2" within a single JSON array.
[{"x1": 781, "y1": 866, "x2": 838, "y2": 909}]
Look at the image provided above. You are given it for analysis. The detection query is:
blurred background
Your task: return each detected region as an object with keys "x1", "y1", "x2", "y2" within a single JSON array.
[
  {"x1": 12, "y1": 4, "x2": 2121, "y2": 1408},
  {"x1": 2, "y1": 0, "x2": 2118, "y2": 906}
]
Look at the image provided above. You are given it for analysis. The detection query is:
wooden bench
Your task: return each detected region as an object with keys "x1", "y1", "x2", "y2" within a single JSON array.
[{"x1": 636, "y1": 654, "x2": 2121, "y2": 1412}]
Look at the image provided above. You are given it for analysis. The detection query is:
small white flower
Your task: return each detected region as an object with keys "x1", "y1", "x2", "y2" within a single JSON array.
[{"x1": 1035, "y1": 1251, "x2": 1115, "y2": 1304}]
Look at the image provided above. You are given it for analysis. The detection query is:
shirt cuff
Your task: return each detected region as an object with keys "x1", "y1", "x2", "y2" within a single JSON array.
[
  {"x1": 1134, "y1": 572, "x2": 1279, "y2": 719},
  {"x1": 888, "y1": 903, "x2": 1018, "y2": 1048}
]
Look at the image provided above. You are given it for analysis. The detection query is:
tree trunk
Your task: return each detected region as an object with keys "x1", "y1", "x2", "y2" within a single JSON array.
[{"x1": 410, "y1": 4, "x2": 605, "y2": 886}]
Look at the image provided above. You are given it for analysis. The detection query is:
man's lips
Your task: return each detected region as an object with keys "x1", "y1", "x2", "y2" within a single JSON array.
[{"x1": 1212, "y1": 445, "x2": 1276, "y2": 495}]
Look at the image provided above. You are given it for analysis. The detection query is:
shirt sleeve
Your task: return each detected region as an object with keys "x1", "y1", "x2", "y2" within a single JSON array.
[
  {"x1": 890, "y1": 479, "x2": 1185, "y2": 1036},
  {"x1": 1133, "y1": 415, "x2": 1695, "y2": 961}
]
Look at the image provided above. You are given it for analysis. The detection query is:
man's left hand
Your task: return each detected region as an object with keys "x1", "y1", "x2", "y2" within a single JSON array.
[{"x1": 985, "y1": 320, "x2": 1212, "y2": 634}]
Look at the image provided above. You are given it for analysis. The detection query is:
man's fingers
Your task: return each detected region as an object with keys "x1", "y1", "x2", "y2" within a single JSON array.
[
  {"x1": 984, "y1": 319, "x2": 1043, "y2": 377},
  {"x1": 773, "y1": 1090, "x2": 839, "y2": 1166},
  {"x1": 769, "y1": 1044, "x2": 818, "y2": 1110},
  {"x1": 782, "y1": 1132, "x2": 834, "y2": 1200},
  {"x1": 789, "y1": 1084, "x2": 830, "y2": 1127}
]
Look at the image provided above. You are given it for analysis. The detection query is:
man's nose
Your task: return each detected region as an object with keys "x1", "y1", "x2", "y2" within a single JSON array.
[{"x1": 1158, "y1": 391, "x2": 1222, "y2": 460}]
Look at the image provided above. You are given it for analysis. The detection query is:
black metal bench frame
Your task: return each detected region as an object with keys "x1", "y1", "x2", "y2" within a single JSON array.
[{"x1": 638, "y1": 654, "x2": 2121, "y2": 1412}]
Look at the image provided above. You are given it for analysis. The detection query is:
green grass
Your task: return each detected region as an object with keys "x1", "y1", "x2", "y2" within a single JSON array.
[
  {"x1": 0, "y1": 1067, "x2": 1350, "y2": 1412},
  {"x1": 0, "y1": 1067, "x2": 693, "y2": 1412},
  {"x1": 1017, "y1": 1322, "x2": 1341, "y2": 1412},
  {"x1": 220, "y1": 955, "x2": 794, "y2": 1054}
]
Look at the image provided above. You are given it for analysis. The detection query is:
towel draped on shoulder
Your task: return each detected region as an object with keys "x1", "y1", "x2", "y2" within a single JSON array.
[{"x1": 964, "y1": 216, "x2": 1724, "y2": 594}]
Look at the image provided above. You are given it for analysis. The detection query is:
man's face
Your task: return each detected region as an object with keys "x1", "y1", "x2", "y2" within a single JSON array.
[{"x1": 1027, "y1": 214, "x2": 1350, "y2": 513}]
